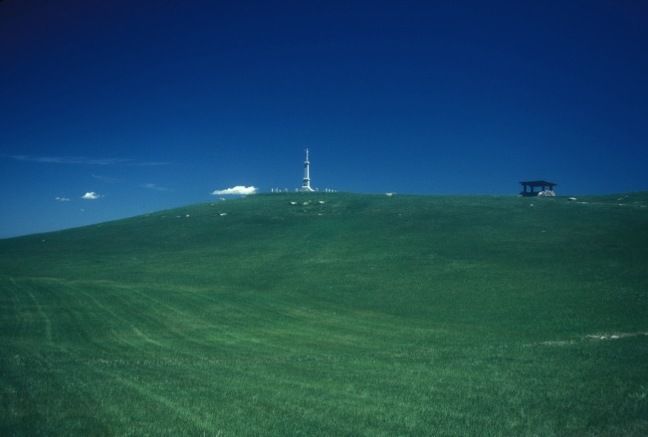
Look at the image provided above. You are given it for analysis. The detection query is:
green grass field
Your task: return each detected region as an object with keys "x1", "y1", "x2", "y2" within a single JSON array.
[{"x1": 2, "y1": 193, "x2": 648, "y2": 435}]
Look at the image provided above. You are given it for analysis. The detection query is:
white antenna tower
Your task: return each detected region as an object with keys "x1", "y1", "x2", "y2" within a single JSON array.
[{"x1": 300, "y1": 148, "x2": 314, "y2": 192}]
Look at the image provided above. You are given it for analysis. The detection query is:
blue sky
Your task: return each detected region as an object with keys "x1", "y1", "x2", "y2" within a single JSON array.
[{"x1": 1, "y1": 0, "x2": 647, "y2": 237}]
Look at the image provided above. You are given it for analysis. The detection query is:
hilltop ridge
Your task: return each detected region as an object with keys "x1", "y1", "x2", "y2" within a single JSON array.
[{"x1": 1, "y1": 193, "x2": 648, "y2": 435}]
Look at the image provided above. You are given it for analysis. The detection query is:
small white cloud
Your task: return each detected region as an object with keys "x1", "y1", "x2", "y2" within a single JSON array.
[
  {"x1": 55, "y1": 196, "x2": 71, "y2": 202},
  {"x1": 211, "y1": 185, "x2": 257, "y2": 196},
  {"x1": 81, "y1": 191, "x2": 101, "y2": 200}
]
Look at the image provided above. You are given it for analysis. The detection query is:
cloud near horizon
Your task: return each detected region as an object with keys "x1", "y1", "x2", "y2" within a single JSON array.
[
  {"x1": 211, "y1": 186, "x2": 258, "y2": 196},
  {"x1": 92, "y1": 174, "x2": 120, "y2": 183},
  {"x1": 10, "y1": 155, "x2": 169, "y2": 167},
  {"x1": 142, "y1": 183, "x2": 171, "y2": 192},
  {"x1": 81, "y1": 192, "x2": 101, "y2": 200},
  {"x1": 13, "y1": 155, "x2": 128, "y2": 165},
  {"x1": 129, "y1": 161, "x2": 170, "y2": 167}
]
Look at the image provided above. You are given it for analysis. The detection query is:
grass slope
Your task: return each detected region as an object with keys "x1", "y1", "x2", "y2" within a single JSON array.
[{"x1": 1, "y1": 193, "x2": 648, "y2": 435}]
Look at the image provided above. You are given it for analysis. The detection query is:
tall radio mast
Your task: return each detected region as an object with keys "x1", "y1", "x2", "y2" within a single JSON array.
[{"x1": 300, "y1": 148, "x2": 314, "y2": 192}]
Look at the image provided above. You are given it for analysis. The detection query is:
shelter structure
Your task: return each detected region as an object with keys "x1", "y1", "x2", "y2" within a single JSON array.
[{"x1": 520, "y1": 180, "x2": 557, "y2": 197}]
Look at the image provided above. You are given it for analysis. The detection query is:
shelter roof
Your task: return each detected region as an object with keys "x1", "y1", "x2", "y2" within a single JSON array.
[{"x1": 520, "y1": 180, "x2": 557, "y2": 186}]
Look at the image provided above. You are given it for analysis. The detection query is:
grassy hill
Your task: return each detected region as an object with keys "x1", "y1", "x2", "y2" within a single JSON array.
[{"x1": 2, "y1": 192, "x2": 648, "y2": 435}]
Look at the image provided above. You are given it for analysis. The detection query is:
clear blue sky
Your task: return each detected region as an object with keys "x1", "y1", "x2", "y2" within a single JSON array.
[{"x1": 1, "y1": 0, "x2": 647, "y2": 237}]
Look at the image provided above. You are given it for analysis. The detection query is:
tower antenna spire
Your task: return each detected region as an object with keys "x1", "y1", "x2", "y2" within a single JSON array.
[{"x1": 300, "y1": 147, "x2": 314, "y2": 192}]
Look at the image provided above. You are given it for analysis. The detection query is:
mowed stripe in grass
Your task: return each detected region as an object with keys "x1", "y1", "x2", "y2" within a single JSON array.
[{"x1": 1, "y1": 193, "x2": 648, "y2": 435}]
